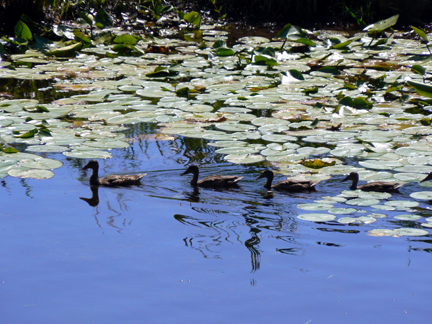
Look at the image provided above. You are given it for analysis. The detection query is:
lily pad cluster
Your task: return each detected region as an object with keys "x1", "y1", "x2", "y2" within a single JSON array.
[
  {"x1": 0, "y1": 16, "x2": 432, "y2": 190},
  {"x1": 296, "y1": 188, "x2": 432, "y2": 237}
]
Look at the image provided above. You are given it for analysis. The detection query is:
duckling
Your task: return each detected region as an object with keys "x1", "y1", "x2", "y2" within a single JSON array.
[
  {"x1": 181, "y1": 165, "x2": 243, "y2": 188},
  {"x1": 420, "y1": 172, "x2": 432, "y2": 183},
  {"x1": 82, "y1": 160, "x2": 146, "y2": 187},
  {"x1": 343, "y1": 172, "x2": 403, "y2": 192},
  {"x1": 257, "y1": 170, "x2": 319, "y2": 192}
]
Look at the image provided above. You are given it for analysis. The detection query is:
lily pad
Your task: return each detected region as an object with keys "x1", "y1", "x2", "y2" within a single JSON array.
[
  {"x1": 410, "y1": 191, "x2": 432, "y2": 200},
  {"x1": 63, "y1": 150, "x2": 112, "y2": 159},
  {"x1": 8, "y1": 168, "x2": 54, "y2": 179},
  {"x1": 297, "y1": 213, "x2": 336, "y2": 222}
]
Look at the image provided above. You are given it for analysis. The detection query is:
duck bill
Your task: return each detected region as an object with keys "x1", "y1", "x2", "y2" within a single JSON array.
[
  {"x1": 256, "y1": 173, "x2": 265, "y2": 180},
  {"x1": 342, "y1": 175, "x2": 351, "y2": 182},
  {"x1": 180, "y1": 170, "x2": 188, "y2": 176}
]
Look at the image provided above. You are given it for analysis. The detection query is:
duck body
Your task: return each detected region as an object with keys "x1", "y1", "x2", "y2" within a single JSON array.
[
  {"x1": 181, "y1": 165, "x2": 243, "y2": 188},
  {"x1": 257, "y1": 170, "x2": 319, "y2": 192},
  {"x1": 343, "y1": 172, "x2": 403, "y2": 192},
  {"x1": 82, "y1": 160, "x2": 146, "y2": 187}
]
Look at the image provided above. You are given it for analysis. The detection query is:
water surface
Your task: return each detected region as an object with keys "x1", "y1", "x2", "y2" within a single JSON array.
[{"x1": 1, "y1": 126, "x2": 432, "y2": 323}]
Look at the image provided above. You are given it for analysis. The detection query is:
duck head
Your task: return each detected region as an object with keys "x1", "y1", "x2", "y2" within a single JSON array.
[
  {"x1": 82, "y1": 160, "x2": 99, "y2": 171},
  {"x1": 181, "y1": 165, "x2": 199, "y2": 176}
]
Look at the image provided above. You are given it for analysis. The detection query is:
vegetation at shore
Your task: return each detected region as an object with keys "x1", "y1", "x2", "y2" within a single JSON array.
[{"x1": 1, "y1": 0, "x2": 431, "y2": 37}]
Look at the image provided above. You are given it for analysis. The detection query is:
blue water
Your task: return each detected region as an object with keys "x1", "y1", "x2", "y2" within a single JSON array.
[{"x1": 1, "y1": 127, "x2": 432, "y2": 323}]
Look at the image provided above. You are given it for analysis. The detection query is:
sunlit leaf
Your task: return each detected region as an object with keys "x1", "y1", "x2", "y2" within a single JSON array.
[
  {"x1": 407, "y1": 80, "x2": 432, "y2": 98},
  {"x1": 363, "y1": 14, "x2": 399, "y2": 34},
  {"x1": 14, "y1": 20, "x2": 32, "y2": 41}
]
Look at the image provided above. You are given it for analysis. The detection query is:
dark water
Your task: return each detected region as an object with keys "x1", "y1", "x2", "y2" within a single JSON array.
[{"x1": 1, "y1": 123, "x2": 432, "y2": 324}]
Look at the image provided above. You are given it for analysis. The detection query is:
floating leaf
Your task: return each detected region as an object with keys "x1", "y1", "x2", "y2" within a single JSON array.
[
  {"x1": 301, "y1": 159, "x2": 335, "y2": 169},
  {"x1": 410, "y1": 191, "x2": 432, "y2": 200},
  {"x1": 412, "y1": 65, "x2": 426, "y2": 76},
  {"x1": 363, "y1": 14, "x2": 399, "y2": 34},
  {"x1": 288, "y1": 69, "x2": 304, "y2": 80},
  {"x1": 14, "y1": 20, "x2": 32, "y2": 41},
  {"x1": 411, "y1": 26, "x2": 428, "y2": 41},
  {"x1": 8, "y1": 169, "x2": 54, "y2": 179},
  {"x1": 215, "y1": 47, "x2": 235, "y2": 56},
  {"x1": 298, "y1": 213, "x2": 336, "y2": 222},
  {"x1": 407, "y1": 80, "x2": 432, "y2": 98}
]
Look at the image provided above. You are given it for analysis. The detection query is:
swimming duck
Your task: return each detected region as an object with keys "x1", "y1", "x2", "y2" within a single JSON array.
[
  {"x1": 82, "y1": 160, "x2": 146, "y2": 186},
  {"x1": 181, "y1": 165, "x2": 243, "y2": 188},
  {"x1": 257, "y1": 170, "x2": 319, "y2": 192},
  {"x1": 420, "y1": 172, "x2": 432, "y2": 183},
  {"x1": 343, "y1": 172, "x2": 403, "y2": 192}
]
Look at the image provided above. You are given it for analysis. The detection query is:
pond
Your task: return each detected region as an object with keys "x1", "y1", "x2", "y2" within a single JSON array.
[{"x1": 1, "y1": 17, "x2": 432, "y2": 323}]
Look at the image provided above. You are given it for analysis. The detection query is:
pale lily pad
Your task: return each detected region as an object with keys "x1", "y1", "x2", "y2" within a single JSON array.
[
  {"x1": 384, "y1": 200, "x2": 419, "y2": 208},
  {"x1": 224, "y1": 154, "x2": 266, "y2": 164},
  {"x1": 368, "y1": 213, "x2": 387, "y2": 218},
  {"x1": 83, "y1": 140, "x2": 130, "y2": 149},
  {"x1": 346, "y1": 198, "x2": 380, "y2": 206},
  {"x1": 337, "y1": 216, "x2": 377, "y2": 224},
  {"x1": 262, "y1": 134, "x2": 297, "y2": 142},
  {"x1": 358, "y1": 191, "x2": 392, "y2": 199},
  {"x1": 393, "y1": 228, "x2": 429, "y2": 236},
  {"x1": 8, "y1": 169, "x2": 54, "y2": 179},
  {"x1": 368, "y1": 229, "x2": 398, "y2": 237},
  {"x1": 297, "y1": 213, "x2": 336, "y2": 222},
  {"x1": 215, "y1": 147, "x2": 260, "y2": 155},
  {"x1": 410, "y1": 191, "x2": 432, "y2": 200},
  {"x1": 215, "y1": 123, "x2": 256, "y2": 132},
  {"x1": 421, "y1": 222, "x2": 432, "y2": 228},
  {"x1": 19, "y1": 158, "x2": 63, "y2": 170},
  {"x1": 394, "y1": 214, "x2": 422, "y2": 221},
  {"x1": 63, "y1": 150, "x2": 112, "y2": 159},
  {"x1": 328, "y1": 208, "x2": 357, "y2": 214},
  {"x1": 371, "y1": 205, "x2": 395, "y2": 211},
  {"x1": 297, "y1": 203, "x2": 334, "y2": 211},
  {"x1": 26, "y1": 145, "x2": 69, "y2": 152}
]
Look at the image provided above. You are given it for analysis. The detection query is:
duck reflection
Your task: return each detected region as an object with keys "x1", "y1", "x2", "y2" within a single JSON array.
[
  {"x1": 174, "y1": 211, "x2": 263, "y2": 273},
  {"x1": 184, "y1": 187, "x2": 200, "y2": 203},
  {"x1": 245, "y1": 227, "x2": 261, "y2": 273},
  {"x1": 80, "y1": 185, "x2": 100, "y2": 207}
]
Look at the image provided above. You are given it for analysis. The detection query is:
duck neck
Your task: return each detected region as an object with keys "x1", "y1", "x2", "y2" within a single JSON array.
[
  {"x1": 190, "y1": 170, "x2": 199, "y2": 186},
  {"x1": 264, "y1": 174, "x2": 273, "y2": 190},
  {"x1": 89, "y1": 166, "x2": 101, "y2": 186},
  {"x1": 350, "y1": 177, "x2": 358, "y2": 190}
]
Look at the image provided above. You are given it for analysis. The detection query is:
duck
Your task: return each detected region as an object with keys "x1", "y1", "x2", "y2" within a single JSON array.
[
  {"x1": 420, "y1": 172, "x2": 432, "y2": 183},
  {"x1": 82, "y1": 160, "x2": 146, "y2": 187},
  {"x1": 257, "y1": 170, "x2": 320, "y2": 192},
  {"x1": 342, "y1": 172, "x2": 403, "y2": 192},
  {"x1": 181, "y1": 165, "x2": 243, "y2": 188}
]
